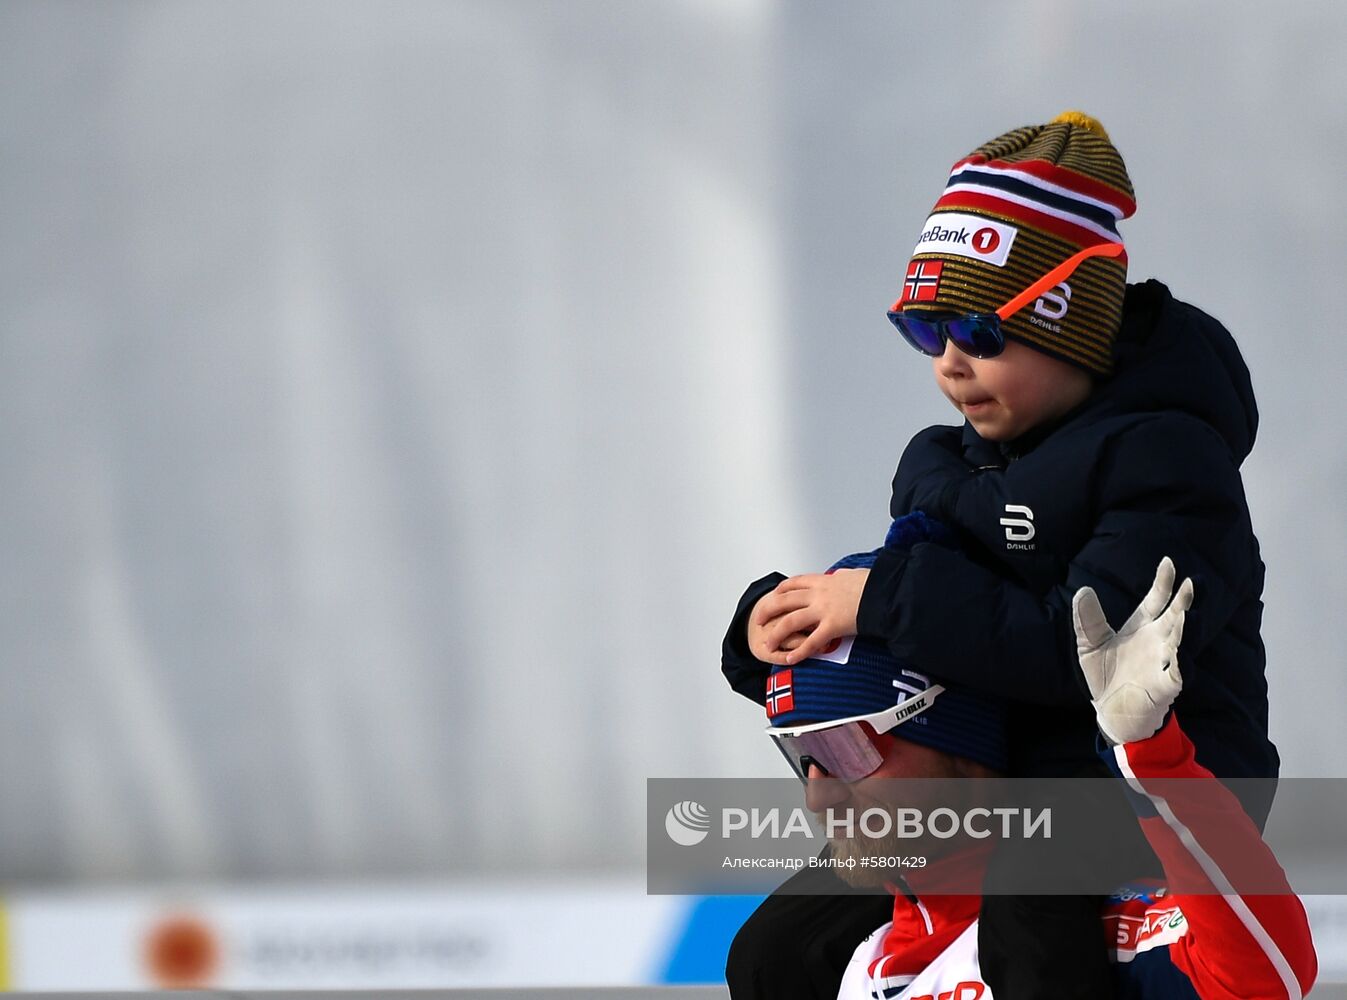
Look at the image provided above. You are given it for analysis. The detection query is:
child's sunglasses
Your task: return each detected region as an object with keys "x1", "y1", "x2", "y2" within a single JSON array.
[{"x1": 887, "y1": 242, "x2": 1126, "y2": 359}]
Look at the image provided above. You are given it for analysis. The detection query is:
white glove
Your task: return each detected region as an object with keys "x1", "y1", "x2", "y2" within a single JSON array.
[{"x1": 1072, "y1": 557, "x2": 1194, "y2": 745}]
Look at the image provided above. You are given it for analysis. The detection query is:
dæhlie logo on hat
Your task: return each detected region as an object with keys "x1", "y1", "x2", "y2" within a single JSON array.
[{"x1": 665, "y1": 800, "x2": 712, "y2": 846}]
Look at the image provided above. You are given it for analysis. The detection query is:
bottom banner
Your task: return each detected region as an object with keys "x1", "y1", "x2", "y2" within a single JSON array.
[{"x1": 0, "y1": 879, "x2": 753, "y2": 991}]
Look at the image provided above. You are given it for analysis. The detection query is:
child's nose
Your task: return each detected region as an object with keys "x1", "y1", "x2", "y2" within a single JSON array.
[{"x1": 934, "y1": 340, "x2": 974, "y2": 378}]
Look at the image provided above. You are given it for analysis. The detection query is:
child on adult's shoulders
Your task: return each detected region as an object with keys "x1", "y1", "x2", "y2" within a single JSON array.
[{"x1": 723, "y1": 111, "x2": 1275, "y2": 1000}]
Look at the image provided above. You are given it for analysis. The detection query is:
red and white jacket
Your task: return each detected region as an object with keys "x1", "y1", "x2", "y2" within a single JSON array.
[{"x1": 837, "y1": 716, "x2": 1317, "y2": 1000}]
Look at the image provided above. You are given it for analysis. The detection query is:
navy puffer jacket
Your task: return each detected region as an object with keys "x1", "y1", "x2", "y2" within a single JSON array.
[{"x1": 724, "y1": 280, "x2": 1277, "y2": 824}]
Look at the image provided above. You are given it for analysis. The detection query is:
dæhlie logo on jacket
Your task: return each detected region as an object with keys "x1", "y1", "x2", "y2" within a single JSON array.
[{"x1": 1000, "y1": 504, "x2": 1036, "y2": 550}]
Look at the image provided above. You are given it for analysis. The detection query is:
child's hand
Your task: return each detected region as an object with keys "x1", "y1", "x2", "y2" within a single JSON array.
[
  {"x1": 746, "y1": 613, "x2": 807, "y2": 661},
  {"x1": 747, "y1": 569, "x2": 870, "y2": 665}
]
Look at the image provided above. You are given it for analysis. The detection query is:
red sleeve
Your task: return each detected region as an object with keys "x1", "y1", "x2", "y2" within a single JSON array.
[{"x1": 1110, "y1": 716, "x2": 1317, "y2": 1000}]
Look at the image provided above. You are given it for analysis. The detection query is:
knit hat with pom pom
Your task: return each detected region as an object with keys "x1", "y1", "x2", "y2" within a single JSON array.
[{"x1": 893, "y1": 111, "x2": 1135, "y2": 375}]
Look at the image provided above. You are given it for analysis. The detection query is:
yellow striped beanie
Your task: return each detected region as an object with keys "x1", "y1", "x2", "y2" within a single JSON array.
[{"x1": 896, "y1": 111, "x2": 1135, "y2": 374}]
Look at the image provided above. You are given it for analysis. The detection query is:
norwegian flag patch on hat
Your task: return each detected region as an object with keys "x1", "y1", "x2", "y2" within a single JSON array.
[
  {"x1": 900, "y1": 260, "x2": 943, "y2": 305},
  {"x1": 765, "y1": 669, "x2": 794, "y2": 718}
]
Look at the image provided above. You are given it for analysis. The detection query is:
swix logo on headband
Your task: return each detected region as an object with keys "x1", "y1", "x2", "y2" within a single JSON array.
[{"x1": 913, "y1": 212, "x2": 1017, "y2": 267}]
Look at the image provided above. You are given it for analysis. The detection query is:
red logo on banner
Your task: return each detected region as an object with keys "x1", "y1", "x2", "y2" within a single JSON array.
[{"x1": 143, "y1": 913, "x2": 221, "y2": 988}]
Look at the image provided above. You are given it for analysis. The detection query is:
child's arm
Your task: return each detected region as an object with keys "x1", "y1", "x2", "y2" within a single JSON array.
[
  {"x1": 764, "y1": 416, "x2": 1255, "y2": 706},
  {"x1": 721, "y1": 572, "x2": 787, "y2": 705}
]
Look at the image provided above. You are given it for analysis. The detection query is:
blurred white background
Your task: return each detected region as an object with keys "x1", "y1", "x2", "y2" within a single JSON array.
[{"x1": 2, "y1": 1, "x2": 1345, "y2": 895}]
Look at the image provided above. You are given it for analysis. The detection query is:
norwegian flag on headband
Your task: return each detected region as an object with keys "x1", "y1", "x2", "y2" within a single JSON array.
[
  {"x1": 900, "y1": 260, "x2": 943, "y2": 305},
  {"x1": 765, "y1": 670, "x2": 794, "y2": 719}
]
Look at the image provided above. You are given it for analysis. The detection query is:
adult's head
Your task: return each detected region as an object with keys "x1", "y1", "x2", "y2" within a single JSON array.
[{"x1": 764, "y1": 574, "x2": 1009, "y2": 884}]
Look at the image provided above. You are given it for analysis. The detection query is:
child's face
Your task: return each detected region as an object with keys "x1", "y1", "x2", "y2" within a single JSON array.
[{"x1": 931, "y1": 337, "x2": 1093, "y2": 442}]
